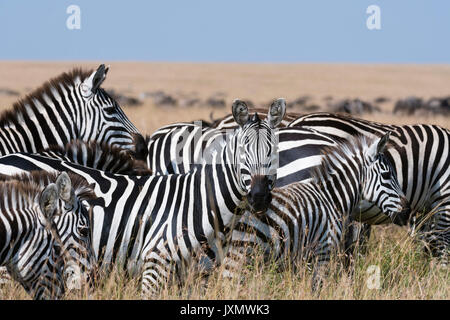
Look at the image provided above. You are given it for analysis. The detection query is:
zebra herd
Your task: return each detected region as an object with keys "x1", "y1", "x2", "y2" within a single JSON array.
[{"x1": 0, "y1": 64, "x2": 447, "y2": 299}]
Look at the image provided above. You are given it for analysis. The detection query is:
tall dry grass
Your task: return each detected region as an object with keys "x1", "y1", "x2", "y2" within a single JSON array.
[{"x1": 1, "y1": 225, "x2": 447, "y2": 300}]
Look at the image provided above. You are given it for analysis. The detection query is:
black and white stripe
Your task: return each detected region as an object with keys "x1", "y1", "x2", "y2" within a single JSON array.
[
  {"x1": 0, "y1": 140, "x2": 150, "y2": 286},
  {"x1": 41, "y1": 140, "x2": 152, "y2": 176},
  {"x1": 0, "y1": 172, "x2": 95, "y2": 299},
  {"x1": 182, "y1": 110, "x2": 450, "y2": 263},
  {"x1": 288, "y1": 112, "x2": 450, "y2": 263},
  {"x1": 146, "y1": 117, "x2": 335, "y2": 187},
  {"x1": 0, "y1": 99, "x2": 285, "y2": 296},
  {"x1": 223, "y1": 134, "x2": 410, "y2": 287},
  {"x1": 0, "y1": 64, "x2": 144, "y2": 159},
  {"x1": 144, "y1": 108, "x2": 401, "y2": 259}
]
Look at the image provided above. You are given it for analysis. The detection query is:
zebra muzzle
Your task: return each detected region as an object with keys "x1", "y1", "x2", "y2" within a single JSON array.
[
  {"x1": 248, "y1": 175, "x2": 273, "y2": 214},
  {"x1": 390, "y1": 199, "x2": 411, "y2": 226}
]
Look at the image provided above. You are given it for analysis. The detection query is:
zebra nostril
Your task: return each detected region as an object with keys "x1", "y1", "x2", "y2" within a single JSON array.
[
  {"x1": 391, "y1": 200, "x2": 411, "y2": 226},
  {"x1": 249, "y1": 192, "x2": 272, "y2": 213}
]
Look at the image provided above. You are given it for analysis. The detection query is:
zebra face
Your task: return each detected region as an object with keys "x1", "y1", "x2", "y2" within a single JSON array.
[
  {"x1": 363, "y1": 133, "x2": 410, "y2": 225},
  {"x1": 52, "y1": 172, "x2": 96, "y2": 291},
  {"x1": 3, "y1": 183, "x2": 66, "y2": 300},
  {"x1": 78, "y1": 64, "x2": 144, "y2": 157},
  {"x1": 233, "y1": 99, "x2": 285, "y2": 213}
]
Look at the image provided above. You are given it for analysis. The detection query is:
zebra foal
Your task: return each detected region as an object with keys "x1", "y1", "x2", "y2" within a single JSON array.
[
  {"x1": 288, "y1": 112, "x2": 450, "y2": 264},
  {"x1": 224, "y1": 133, "x2": 410, "y2": 288}
]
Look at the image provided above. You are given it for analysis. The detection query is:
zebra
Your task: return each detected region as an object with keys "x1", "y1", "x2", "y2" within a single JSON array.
[
  {"x1": 285, "y1": 112, "x2": 450, "y2": 264},
  {"x1": 145, "y1": 107, "x2": 407, "y2": 256},
  {"x1": 0, "y1": 171, "x2": 95, "y2": 299},
  {"x1": 159, "y1": 108, "x2": 450, "y2": 262},
  {"x1": 222, "y1": 133, "x2": 410, "y2": 288},
  {"x1": 0, "y1": 140, "x2": 151, "y2": 286},
  {"x1": 40, "y1": 140, "x2": 152, "y2": 176},
  {"x1": 0, "y1": 98, "x2": 285, "y2": 296},
  {"x1": 0, "y1": 64, "x2": 146, "y2": 160},
  {"x1": 146, "y1": 115, "x2": 336, "y2": 187}
]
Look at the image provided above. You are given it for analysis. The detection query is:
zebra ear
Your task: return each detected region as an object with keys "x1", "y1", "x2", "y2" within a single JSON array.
[
  {"x1": 376, "y1": 132, "x2": 391, "y2": 154},
  {"x1": 39, "y1": 183, "x2": 59, "y2": 220},
  {"x1": 232, "y1": 99, "x2": 249, "y2": 127},
  {"x1": 56, "y1": 172, "x2": 74, "y2": 206},
  {"x1": 82, "y1": 64, "x2": 109, "y2": 96},
  {"x1": 366, "y1": 132, "x2": 391, "y2": 161},
  {"x1": 267, "y1": 98, "x2": 286, "y2": 128}
]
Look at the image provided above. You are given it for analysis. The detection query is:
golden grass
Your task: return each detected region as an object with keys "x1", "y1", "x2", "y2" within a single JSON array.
[
  {"x1": 0, "y1": 62, "x2": 448, "y2": 300},
  {"x1": 1, "y1": 225, "x2": 447, "y2": 300},
  {"x1": 0, "y1": 62, "x2": 449, "y2": 134}
]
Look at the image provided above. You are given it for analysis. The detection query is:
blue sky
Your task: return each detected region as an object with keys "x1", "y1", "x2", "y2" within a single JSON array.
[{"x1": 0, "y1": 1, "x2": 448, "y2": 62}]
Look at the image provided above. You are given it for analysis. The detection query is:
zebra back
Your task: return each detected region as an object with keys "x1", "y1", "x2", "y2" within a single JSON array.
[{"x1": 40, "y1": 140, "x2": 152, "y2": 176}]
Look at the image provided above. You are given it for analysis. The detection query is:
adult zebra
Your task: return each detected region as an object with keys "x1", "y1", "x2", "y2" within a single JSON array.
[
  {"x1": 145, "y1": 106, "x2": 407, "y2": 256},
  {"x1": 0, "y1": 99, "x2": 284, "y2": 296},
  {"x1": 40, "y1": 140, "x2": 152, "y2": 176},
  {"x1": 0, "y1": 140, "x2": 151, "y2": 286},
  {"x1": 287, "y1": 112, "x2": 450, "y2": 263},
  {"x1": 147, "y1": 113, "x2": 336, "y2": 187},
  {"x1": 181, "y1": 109, "x2": 450, "y2": 262},
  {"x1": 0, "y1": 64, "x2": 146, "y2": 160},
  {"x1": 0, "y1": 171, "x2": 95, "y2": 299},
  {"x1": 223, "y1": 133, "x2": 410, "y2": 288}
]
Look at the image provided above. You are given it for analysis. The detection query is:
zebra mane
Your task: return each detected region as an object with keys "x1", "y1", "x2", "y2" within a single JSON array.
[
  {"x1": 0, "y1": 68, "x2": 93, "y2": 128},
  {"x1": 311, "y1": 135, "x2": 388, "y2": 183},
  {"x1": 0, "y1": 180, "x2": 43, "y2": 209},
  {"x1": 41, "y1": 140, "x2": 152, "y2": 176},
  {"x1": 0, "y1": 171, "x2": 96, "y2": 202},
  {"x1": 144, "y1": 135, "x2": 152, "y2": 146}
]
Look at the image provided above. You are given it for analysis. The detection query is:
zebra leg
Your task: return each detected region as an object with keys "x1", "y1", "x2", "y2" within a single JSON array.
[
  {"x1": 139, "y1": 234, "x2": 185, "y2": 299},
  {"x1": 413, "y1": 206, "x2": 450, "y2": 267},
  {"x1": 310, "y1": 240, "x2": 334, "y2": 293},
  {"x1": 140, "y1": 248, "x2": 175, "y2": 299},
  {"x1": 221, "y1": 242, "x2": 256, "y2": 282},
  {"x1": 311, "y1": 258, "x2": 329, "y2": 293},
  {"x1": 344, "y1": 222, "x2": 372, "y2": 266}
]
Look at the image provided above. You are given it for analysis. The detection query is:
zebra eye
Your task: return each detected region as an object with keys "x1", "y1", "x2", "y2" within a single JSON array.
[
  {"x1": 103, "y1": 106, "x2": 116, "y2": 114},
  {"x1": 77, "y1": 221, "x2": 89, "y2": 238},
  {"x1": 78, "y1": 226, "x2": 89, "y2": 238}
]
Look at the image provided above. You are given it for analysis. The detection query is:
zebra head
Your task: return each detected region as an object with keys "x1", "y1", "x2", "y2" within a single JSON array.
[
  {"x1": 3, "y1": 174, "x2": 94, "y2": 299},
  {"x1": 51, "y1": 172, "x2": 96, "y2": 292},
  {"x1": 0, "y1": 182, "x2": 65, "y2": 299},
  {"x1": 362, "y1": 132, "x2": 411, "y2": 225},
  {"x1": 232, "y1": 98, "x2": 285, "y2": 213},
  {"x1": 77, "y1": 64, "x2": 147, "y2": 160}
]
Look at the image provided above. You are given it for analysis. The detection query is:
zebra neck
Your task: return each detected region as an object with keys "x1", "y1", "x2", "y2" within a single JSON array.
[
  {"x1": 0, "y1": 87, "x2": 78, "y2": 155},
  {"x1": 0, "y1": 209, "x2": 39, "y2": 265},
  {"x1": 203, "y1": 161, "x2": 245, "y2": 230},
  {"x1": 317, "y1": 168, "x2": 362, "y2": 218}
]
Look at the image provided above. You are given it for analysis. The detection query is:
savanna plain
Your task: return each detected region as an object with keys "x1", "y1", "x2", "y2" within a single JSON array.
[{"x1": 0, "y1": 62, "x2": 448, "y2": 299}]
